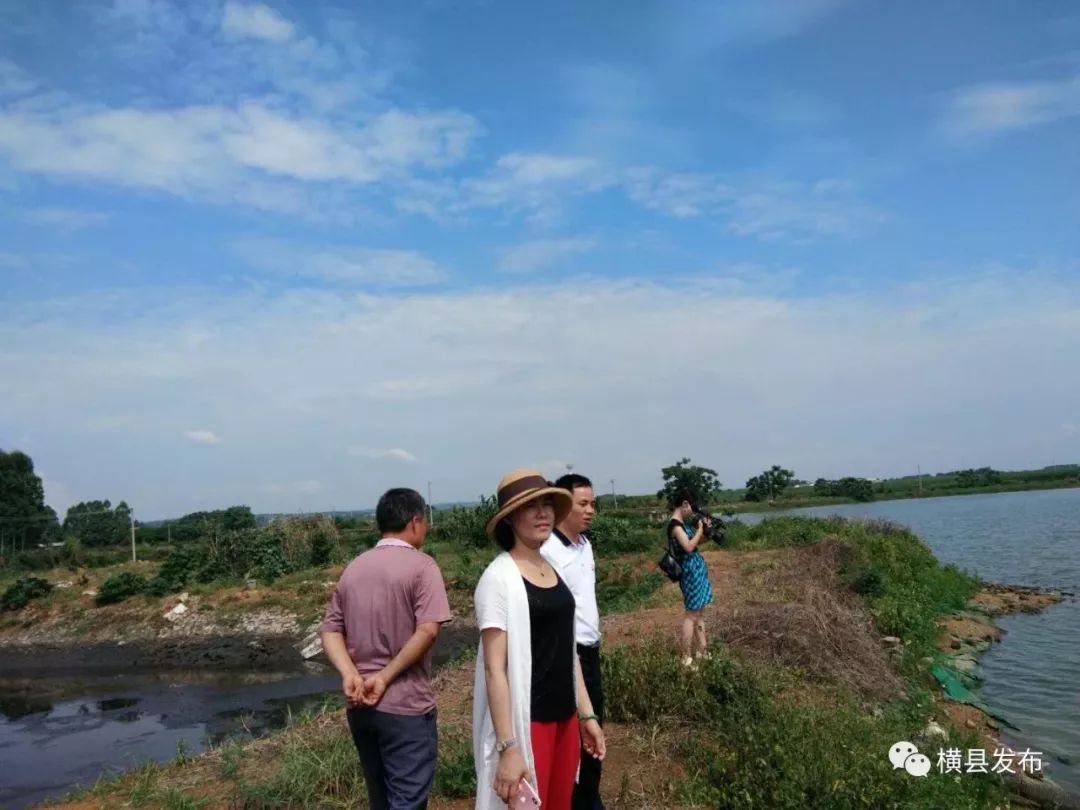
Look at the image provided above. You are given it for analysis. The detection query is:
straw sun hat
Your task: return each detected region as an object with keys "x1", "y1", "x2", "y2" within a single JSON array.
[{"x1": 484, "y1": 468, "x2": 573, "y2": 538}]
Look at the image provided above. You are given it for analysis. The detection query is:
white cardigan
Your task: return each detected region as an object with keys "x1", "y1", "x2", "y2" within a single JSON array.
[{"x1": 472, "y1": 552, "x2": 536, "y2": 810}]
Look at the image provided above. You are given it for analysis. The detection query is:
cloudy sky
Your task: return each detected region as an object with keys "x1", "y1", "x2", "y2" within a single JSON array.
[{"x1": 1, "y1": 0, "x2": 1078, "y2": 520}]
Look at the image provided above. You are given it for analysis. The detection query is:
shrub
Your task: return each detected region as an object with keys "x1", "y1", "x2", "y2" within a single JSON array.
[
  {"x1": 1, "y1": 576, "x2": 53, "y2": 611},
  {"x1": 433, "y1": 729, "x2": 476, "y2": 798},
  {"x1": 595, "y1": 561, "x2": 664, "y2": 613},
  {"x1": 849, "y1": 564, "x2": 885, "y2": 597},
  {"x1": 310, "y1": 524, "x2": 336, "y2": 567},
  {"x1": 147, "y1": 546, "x2": 204, "y2": 596},
  {"x1": 96, "y1": 572, "x2": 148, "y2": 605},
  {"x1": 588, "y1": 514, "x2": 657, "y2": 556},
  {"x1": 428, "y1": 496, "x2": 497, "y2": 549}
]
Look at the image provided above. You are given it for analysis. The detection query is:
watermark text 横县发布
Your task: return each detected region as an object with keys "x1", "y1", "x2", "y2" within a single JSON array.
[{"x1": 889, "y1": 741, "x2": 1044, "y2": 778}]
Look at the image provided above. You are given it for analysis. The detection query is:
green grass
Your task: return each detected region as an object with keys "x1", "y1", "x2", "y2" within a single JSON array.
[
  {"x1": 603, "y1": 641, "x2": 1006, "y2": 810},
  {"x1": 236, "y1": 724, "x2": 366, "y2": 809},
  {"x1": 596, "y1": 559, "x2": 665, "y2": 613}
]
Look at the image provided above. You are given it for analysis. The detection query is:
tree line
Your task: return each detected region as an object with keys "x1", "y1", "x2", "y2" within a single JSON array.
[{"x1": 1, "y1": 448, "x2": 256, "y2": 552}]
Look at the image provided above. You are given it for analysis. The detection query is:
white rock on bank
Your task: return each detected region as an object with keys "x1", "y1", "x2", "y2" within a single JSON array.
[
  {"x1": 921, "y1": 720, "x2": 949, "y2": 741},
  {"x1": 164, "y1": 602, "x2": 189, "y2": 622}
]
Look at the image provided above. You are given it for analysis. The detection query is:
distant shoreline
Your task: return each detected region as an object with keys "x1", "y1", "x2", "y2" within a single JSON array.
[{"x1": 719, "y1": 479, "x2": 1080, "y2": 514}]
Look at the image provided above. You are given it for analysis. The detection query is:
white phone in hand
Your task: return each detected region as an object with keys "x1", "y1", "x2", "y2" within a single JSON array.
[{"x1": 511, "y1": 778, "x2": 541, "y2": 807}]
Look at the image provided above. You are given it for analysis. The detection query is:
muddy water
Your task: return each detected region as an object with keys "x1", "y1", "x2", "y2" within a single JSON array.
[{"x1": 0, "y1": 626, "x2": 477, "y2": 809}]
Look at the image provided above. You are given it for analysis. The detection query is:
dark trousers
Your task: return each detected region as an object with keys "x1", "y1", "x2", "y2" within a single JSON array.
[
  {"x1": 574, "y1": 643, "x2": 606, "y2": 810},
  {"x1": 347, "y1": 706, "x2": 437, "y2": 810}
]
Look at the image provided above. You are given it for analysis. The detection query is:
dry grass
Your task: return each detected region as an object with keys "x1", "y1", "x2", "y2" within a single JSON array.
[{"x1": 713, "y1": 539, "x2": 904, "y2": 700}]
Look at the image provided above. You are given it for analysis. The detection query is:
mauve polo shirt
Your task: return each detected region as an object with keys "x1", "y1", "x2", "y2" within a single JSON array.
[{"x1": 320, "y1": 538, "x2": 452, "y2": 715}]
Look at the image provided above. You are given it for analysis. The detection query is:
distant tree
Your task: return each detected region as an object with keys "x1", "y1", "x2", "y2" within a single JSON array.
[
  {"x1": 164, "y1": 506, "x2": 258, "y2": 543},
  {"x1": 658, "y1": 458, "x2": 721, "y2": 508},
  {"x1": 220, "y1": 506, "x2": 257, "y2": 532},
  {"x1": 0, "y1": 449, "x2": 58, "y2": 547},
  {"x1": 956, "y1": 467, "x2": 1003, "y2": 488},
  {"x1": 64, "y1": 500, "x2": 130, "y2": 547},
  {"x1": 744, "y1": 465, "x2": 795, "y2": 502},
  {"x1": 838, "y1": 477, "x2": 874, "y2": 502},
  {"x1": 812, "y1": 476, "x2": 874, "y2": 502}
]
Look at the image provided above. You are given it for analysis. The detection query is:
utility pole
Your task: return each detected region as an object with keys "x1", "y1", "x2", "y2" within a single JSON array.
[
  {"x1": 130, "y1": 509, "x2": 136, "y2": 562},
  {"x1": 610, "y1": 479, "x2": 617, "y2": 510},
  {"x1": 427, "y1": 481, "x2": 434, "y2": 527}
]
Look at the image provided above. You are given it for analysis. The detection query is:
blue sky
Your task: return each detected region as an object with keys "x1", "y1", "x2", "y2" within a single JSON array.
[{"x1": 1, "y1": 0, "x2": 1078, "y2": 519}]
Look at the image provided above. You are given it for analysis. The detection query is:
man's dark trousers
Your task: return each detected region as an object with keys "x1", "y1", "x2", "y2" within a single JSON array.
[
  {"x1": 347, "y1": 706, "x2": 437, "y2": 810},
  {"x1": 574, "y1": 642, "x2": 606, "y2": 810}
]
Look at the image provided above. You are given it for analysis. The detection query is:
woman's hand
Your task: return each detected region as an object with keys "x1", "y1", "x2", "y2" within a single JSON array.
[
  {"x1": 494, "y1": 747, "x2": 530, "y2": 803},
  {"x1": 581, "y1": 718, "x2": 606, "y2": 760}
]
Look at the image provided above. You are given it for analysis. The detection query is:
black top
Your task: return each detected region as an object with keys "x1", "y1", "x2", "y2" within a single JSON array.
[
  {"x1": 667, "y1": 519, "x2": 688, "y2": 558},
  {"x1": 523, "y1": 574, "x2": 577, "y2": 722}
]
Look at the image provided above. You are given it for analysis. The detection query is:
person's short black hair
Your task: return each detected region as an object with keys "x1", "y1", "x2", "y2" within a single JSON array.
[
  {"x1": 555, "y1": 473, "x2": 593, "y2": 493},
  {"x1": 493, "y1": 519, "x2": 516, "y2": 552},
  {"x1": 668, "y1": 489, "x2": 693, "y2": 510},
  {"x1": 376, "y1": 488, "x2": 427, "y2": 534}
]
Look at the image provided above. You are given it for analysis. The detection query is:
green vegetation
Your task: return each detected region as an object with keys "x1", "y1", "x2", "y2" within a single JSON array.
[
  {"x1": 813, "y1": 476, "x2": 876, "y2": 502},
  {"x1": 744, "y1": 464, "x2": 795, "y2": 502},
  {"x1": 96, "y1": 571, "x2": 149, "y2": 605},
  {"x1": 428, "y1": 494, "x2": 498, "y2": 548},
  {"x1": 604, "y1": 642, "x2": 1002, "y2": 809},
  {"x1": 0, "y1": 448, "x2": 60, "y2": 550},
  {"x1": 657, "y1": 457, "x2": 721, "y2": 508},
  {"x1": 1, "y1": 575, "x2": 52, "y2": 610},
  {"x1": 64, "y1": 500, "x2": 133, "y2": 547}
]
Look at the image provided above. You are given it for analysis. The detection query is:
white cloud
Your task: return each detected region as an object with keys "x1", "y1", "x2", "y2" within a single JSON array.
[
  {"x1": 348, "y1": 447, "x2": 419, "y2": 463},
  {"x1": 185, "y1": 430, "x2": 221, "y2": 445},
  {"x1": 399, "y1": 152, "x2": 612, "y2": 223},
  {"x1": 1064, "y1": 423, "x2": 1079, "y2": 436},
  {"x1": 19, "y1": 207, "x2": 111, "y2": 230},
  {"x1": 943, "y1": 74, "x2": 1080, "y2": 137},
  {"x1": 221, "y1": 1, "x2": 295, "y2": 43},
  {"x1": 0, "y1": 57, "x2": 38, "y2": 97},
  {"x1": 5, "y1": 267, "x2": 1078, "y2": 516},
  {"x1": 497, "y1": 238, "x2": 597, "y2": 274},
  {"x1": 623, "y1": 169, "x2": 730, "y2": 218},
  {"x1": 0, "y1": 99, "x2": 479, "y2": 212},
  {"x1": 231, "y1": 239, "x2": 446, "y2": 285},
  {"x1": 728, "y1": 179, "x2": 885, "y2": 241}
]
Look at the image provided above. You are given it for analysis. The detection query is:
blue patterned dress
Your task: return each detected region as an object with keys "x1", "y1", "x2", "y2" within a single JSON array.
[{"x1": 668, "y1": 519, "x2": 713, "y2": 611}]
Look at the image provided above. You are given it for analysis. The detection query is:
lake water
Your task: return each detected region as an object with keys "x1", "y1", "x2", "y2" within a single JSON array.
[
  {"x1": 0, "y1": 628, "x2": 475, "y2": 809},
  {"x1": 739, "y1": 487, "x2": 1080, "y2": 793}
]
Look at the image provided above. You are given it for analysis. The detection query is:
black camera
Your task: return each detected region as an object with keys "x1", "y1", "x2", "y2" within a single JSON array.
[{"x1": 691, "y1": 507, "x2": 726, "y2": 545}]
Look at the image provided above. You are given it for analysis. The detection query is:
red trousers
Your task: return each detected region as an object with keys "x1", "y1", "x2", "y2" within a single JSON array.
[{"x1": 530, "y1": 716, "x2": 580, "y2": 809}]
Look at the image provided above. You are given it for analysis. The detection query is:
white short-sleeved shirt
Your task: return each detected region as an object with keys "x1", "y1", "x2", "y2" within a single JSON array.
[{"x1": 540, "y1": 529, "x2": 601, "y2": 646}]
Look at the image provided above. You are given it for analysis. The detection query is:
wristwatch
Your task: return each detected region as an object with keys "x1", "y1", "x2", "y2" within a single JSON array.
[{"x1": 495, "y1": 737, "x2": 516, "y2": 754}]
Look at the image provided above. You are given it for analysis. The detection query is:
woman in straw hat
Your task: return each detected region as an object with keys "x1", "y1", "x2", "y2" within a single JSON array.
[{"x1": 472, "y1": 469, "x2": 606, "y2": 810}]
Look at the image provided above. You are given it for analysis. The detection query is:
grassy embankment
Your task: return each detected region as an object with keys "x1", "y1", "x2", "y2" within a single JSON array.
[{"x1": 30, "y1": 512, "x2": 1039, "y2": 810}]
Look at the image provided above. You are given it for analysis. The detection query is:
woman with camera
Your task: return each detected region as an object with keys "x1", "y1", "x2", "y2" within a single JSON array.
[{"x1": 667, "y1": 492, "x2": 714, "y2": 668}]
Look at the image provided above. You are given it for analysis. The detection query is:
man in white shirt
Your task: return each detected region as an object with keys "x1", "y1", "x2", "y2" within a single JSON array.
[{"x1": 540, "y1": 473, "x2": 605, "y2": 810}]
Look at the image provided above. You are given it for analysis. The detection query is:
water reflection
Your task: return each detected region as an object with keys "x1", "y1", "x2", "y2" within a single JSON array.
[
  {"x1": 0, "y1": 666, "x2": 341, "y2": 810},
  {"x1": 0, "y1": 625, "x2": 477, "y2": 809}
]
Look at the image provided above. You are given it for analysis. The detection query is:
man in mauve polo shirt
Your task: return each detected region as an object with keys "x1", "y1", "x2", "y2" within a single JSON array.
[
  {"x1": 540, "y1": 473, "x2": 606, "y2": 810},
  {"x1": 320, "y1": 488, "x2": 451, "y2": 810}
]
